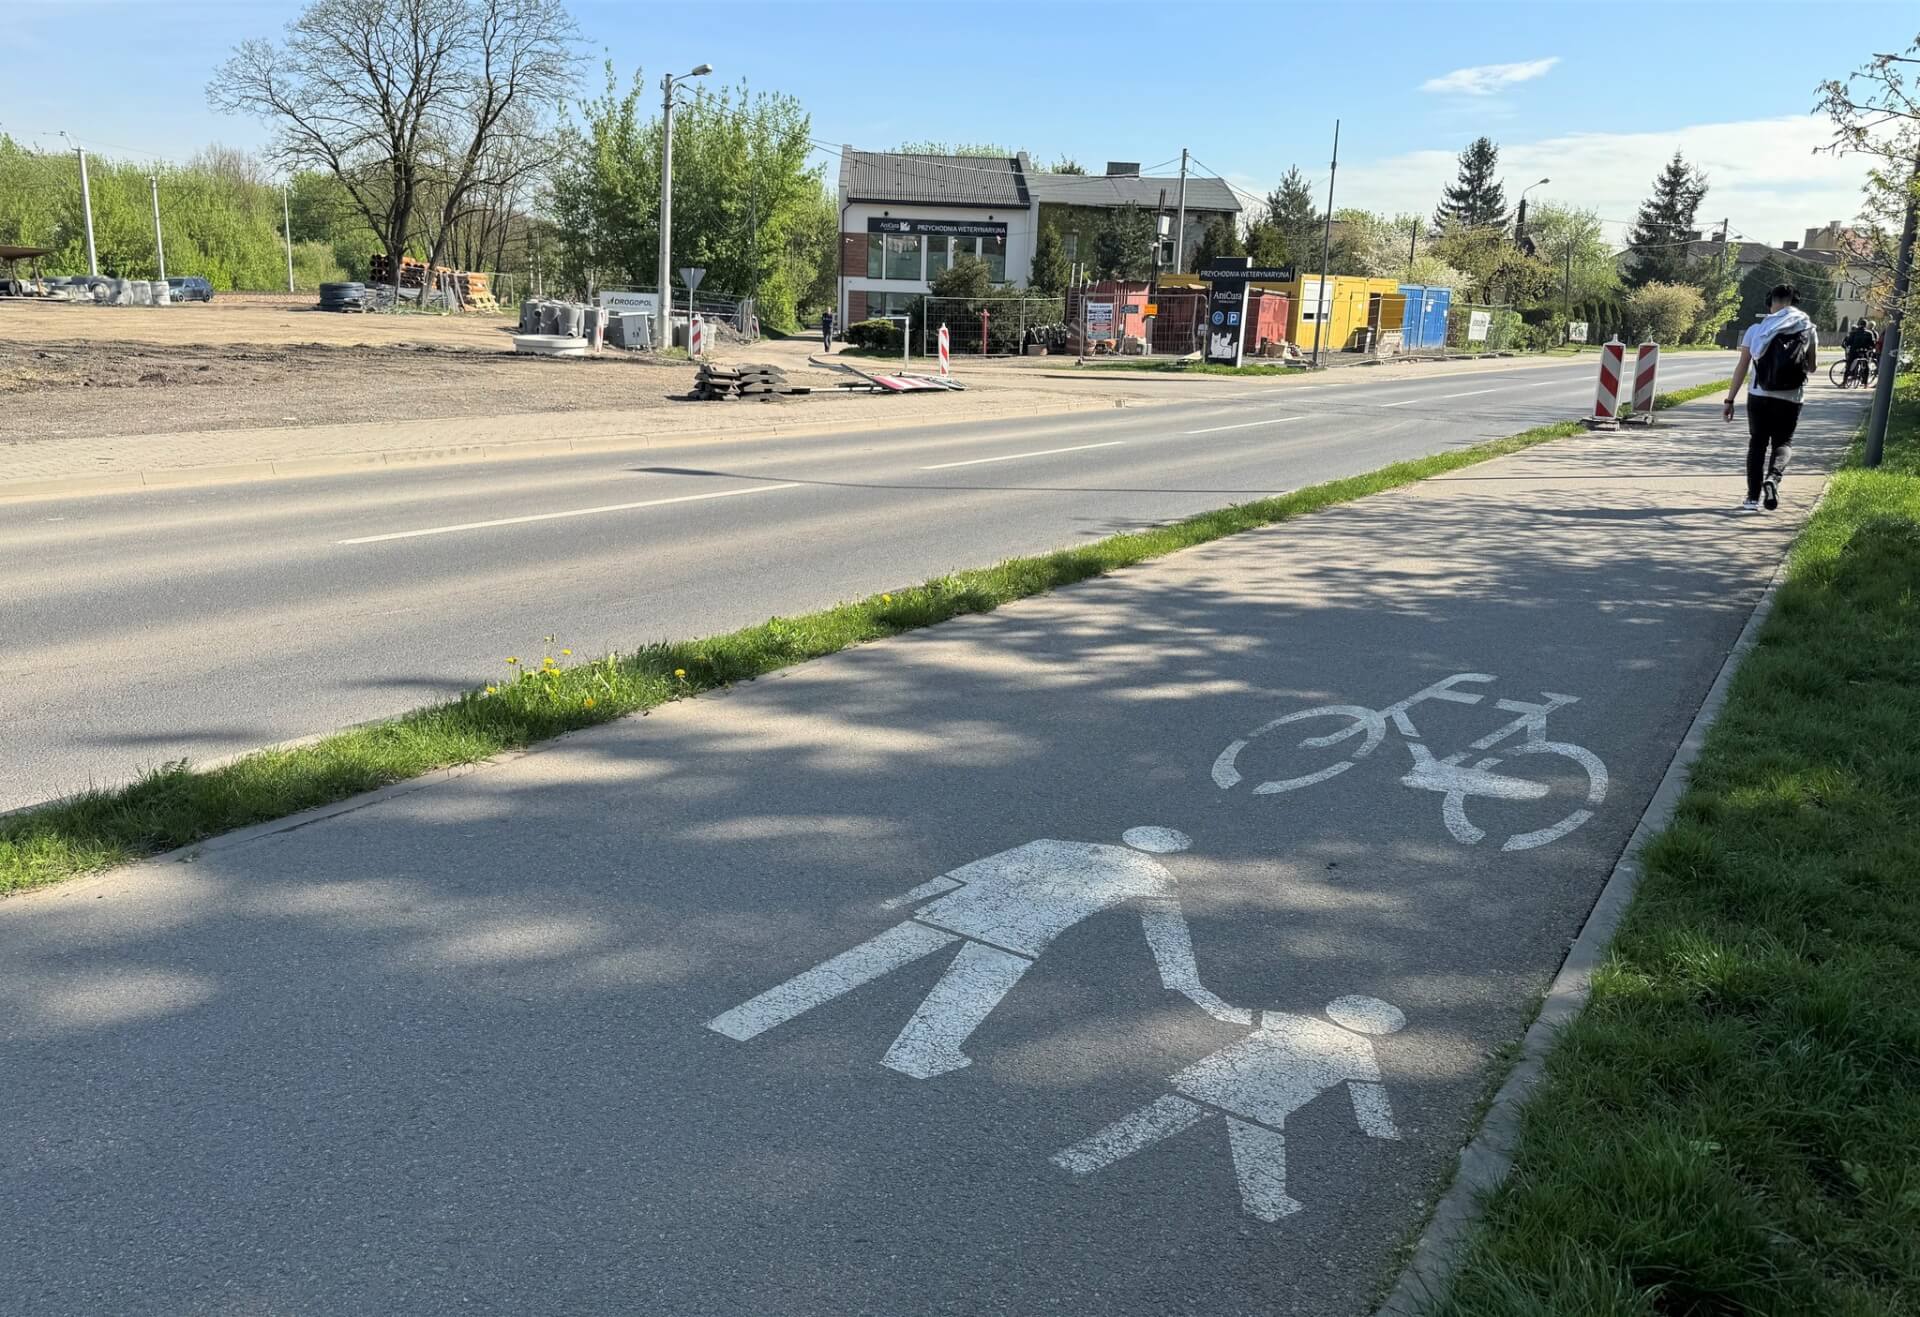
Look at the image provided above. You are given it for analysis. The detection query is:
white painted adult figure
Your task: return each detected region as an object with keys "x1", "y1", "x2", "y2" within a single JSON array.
[
  {"x1": 707, "y1": 827, "x2": 1248, "y2": 1079},
  {"x1": 1053, "y1": 995, "x2": 1407, "y2": 1222}
]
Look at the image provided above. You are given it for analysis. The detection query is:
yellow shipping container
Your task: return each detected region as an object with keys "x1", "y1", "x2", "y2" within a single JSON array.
[{"x1": 1282, "y1": 275, "x2": 1404, "y2": 352}]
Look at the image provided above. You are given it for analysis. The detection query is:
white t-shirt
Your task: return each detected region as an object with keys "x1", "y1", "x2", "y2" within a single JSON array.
[{"x1": 1742, "y1": 313, "x2": 1817, "y2": 404}]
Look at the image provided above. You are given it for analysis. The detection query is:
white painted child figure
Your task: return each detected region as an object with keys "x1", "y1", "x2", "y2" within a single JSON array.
[
  {"x1": 1053, "y1": 995, "x2": 1406, "y2": 1221},
  {"x1": 707, "y1": 826, "x2": 1248, "y2": 1078}
]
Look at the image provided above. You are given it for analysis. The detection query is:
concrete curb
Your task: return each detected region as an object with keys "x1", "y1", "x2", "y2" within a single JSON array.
[
  {"x1": 1372, "y1": 485, "x2": 1816, "y2": 1316},
  {"x1": 0, "y1": 394, "x2": 1126, "y2": 503}
]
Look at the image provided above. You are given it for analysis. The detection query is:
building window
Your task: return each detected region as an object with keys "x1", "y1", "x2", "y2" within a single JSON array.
[
  {"x1": 884, "y1": 233, "x2": 922, "y2": 280},
  {"x1": 981, "y1": 233, "x2": 1007, "y2": 282},
  {"x1": 867, "y1": 240, "x2": 883, "y2": 279},
  {"x1": 926, "y1": 236, "x2": 951, "y2": 279},
  {"x1": 1062, "y1": 233, "x2": 1078, "y2": 259}
]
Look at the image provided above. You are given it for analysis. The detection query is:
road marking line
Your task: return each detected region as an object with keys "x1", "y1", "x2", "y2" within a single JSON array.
[
  {"x1": 920, "y1": 441, "x2": 1123, "y2": 470},
  {"x1": 1435, "y1": 386, "x2": 1504, "y2": 399},
  {"x1": 1184, "y1": 417, "x2": 1306, "y2": 435},
  {"x1": 1379, "y1": 398, "x2": 1423, "y2": 407},
  {"x1": 336, "y1": 483, "x2": 804, "y2": 544}
]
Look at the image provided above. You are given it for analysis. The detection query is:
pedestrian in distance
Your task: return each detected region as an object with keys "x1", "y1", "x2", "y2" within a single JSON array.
[
  {"x1": 1844, "y1": 319, "x2": 1876, "y2": 386},
  {"x1": 821, "y1": 307, "x2": 834, "y2": 353},
  {"x1": 1723, "y1": 284, "x2": 1817, "y2": 513}
]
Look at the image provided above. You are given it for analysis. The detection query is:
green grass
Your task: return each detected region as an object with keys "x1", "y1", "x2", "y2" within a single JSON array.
[
  {"x1": 1076, "y1": 359, "x2": 1307, "y2": 376},
  {"x1": 0, "y1": 383, "x2": 1726, "y2": 898},
  {"x1": 1427, "y1": 376, "x2": 1920, "y2": 1316}
]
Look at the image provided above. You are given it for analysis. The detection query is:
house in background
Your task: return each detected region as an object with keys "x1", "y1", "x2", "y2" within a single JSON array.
[
  {"x1": 837, "y1": 148, "x2": 1036, "y2": 327},
  {"x1": 1027, "y1": 163, "x2": 1240, "y2": 274}
]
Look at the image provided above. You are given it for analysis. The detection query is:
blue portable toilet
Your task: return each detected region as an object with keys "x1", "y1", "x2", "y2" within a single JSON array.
[{"x1": 1399, "y1": 284, "x2": 1451, "y2": 351}]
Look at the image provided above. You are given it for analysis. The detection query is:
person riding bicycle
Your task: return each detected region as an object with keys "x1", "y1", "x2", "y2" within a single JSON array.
[{"x1": 1844, "y1": 320, "x2": 1876, "y2": 385}]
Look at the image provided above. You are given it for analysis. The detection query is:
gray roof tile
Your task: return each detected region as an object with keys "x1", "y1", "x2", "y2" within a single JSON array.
[
  {"x1": 1026, "y1": 172, "x2": 1240, "y2": 214},
  {"x1": 839, "y1": 150, "x2": 1027, "y2": 206}
]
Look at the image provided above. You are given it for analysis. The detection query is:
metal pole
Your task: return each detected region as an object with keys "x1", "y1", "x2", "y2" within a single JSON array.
[
  {"x1": 75, "y1": 147, "x2": 98, "y2": 277},
  {"x1": 1563, "y1": 242, "x2": 1573, "y2": 334},
  {"x1": 282, "y1": 183, "x2": 295, "y2": 292},
  {"x1": 1407, "y1": 217, "x2": 1417, "y2": 280},
  {"x1": 657, "y1": 72, "x2": 676, "y2": 352},
  {"x1": 149, "y1": 175, "x2": 166, "y2": 281},
  {"x1": 1311, "y1": 119, "x2": 1339, "y2": 367},
  {"x1": 1173, "y1": 148, "x2": 1189, "y2": 274},
  {"x1": 1865, "y1": 159, "x2": 1918, "y2": 468}
]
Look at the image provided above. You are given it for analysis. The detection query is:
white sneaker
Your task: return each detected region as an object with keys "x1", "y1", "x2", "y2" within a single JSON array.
[{"x1": 1738, "y1": 499, "x2": 1760, "y2": 513}]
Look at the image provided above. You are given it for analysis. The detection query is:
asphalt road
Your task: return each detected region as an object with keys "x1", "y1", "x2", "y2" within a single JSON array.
[
  {"x1": 0, "y1": 396, "x2": 1853, "y2": 1316},
  {"x1": 0, "y1": 355, "x2": 1733, "y2": 810}
]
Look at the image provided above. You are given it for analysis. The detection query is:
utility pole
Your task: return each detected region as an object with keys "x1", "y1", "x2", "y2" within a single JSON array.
[
  {"x1": 281, "y1": 182, "x2": 295, "y2": 293},
  {"x1": 1406, "y1": 216, "x2": 1418, "y2": 280},
  {"x1": 1173, "y1": 148, "x2": 1189, "y2": 274},
  {"x1": 656, "y1": 63, "x2": 711, "y2": 352},
  {"x1": 1865, "y1": 158, "x2": 1917, "y2": 468},
  {"x1": 148, "y1": 175, "x2": 166, "y2": 281},
  {"x1": 1563, "y1": 242, "x2": 1573, "y2": 328},
  {"x1": 1311, "y1": 119, "x2": 1339, "y2": 367},
  {"x1": 62, "y1": 134, "x2": 98, "y2": 276}
]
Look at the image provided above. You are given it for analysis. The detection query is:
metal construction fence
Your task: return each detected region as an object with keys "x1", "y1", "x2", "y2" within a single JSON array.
[{"x1": 912, "y1": 296, "x2": 1068, "y2": 356}]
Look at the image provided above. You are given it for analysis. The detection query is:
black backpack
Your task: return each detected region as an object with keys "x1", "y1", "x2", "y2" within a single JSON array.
[{"x1": 1754, "y1": 326, "x2": 1812, "y2": 392}]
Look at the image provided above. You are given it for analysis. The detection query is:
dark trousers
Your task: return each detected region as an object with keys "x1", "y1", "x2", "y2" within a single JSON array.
[
  {"x1": 822, "y1": 322, "x2": 832, "y2": 350},
  {"x1": 1746, "y1": 395, "x2": 1801, "y2": 500}
]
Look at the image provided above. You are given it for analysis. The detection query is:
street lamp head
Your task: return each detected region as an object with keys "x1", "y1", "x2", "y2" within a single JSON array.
[{"x1": 689, "y1": 63, "x2": 713, "y2": 76}]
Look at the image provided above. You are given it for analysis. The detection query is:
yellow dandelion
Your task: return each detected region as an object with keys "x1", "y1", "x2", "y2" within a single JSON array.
[
  {"x1": 561, "y1": 648, "x2": 572, "y2": 656},
  {"x1": 485, "y1": 685, "x2": 497, "y2": 695},
  {"x1": 584, "y1": 696, "x2": 596, "y2": 709},
  {"x1": 673, "y1": 668, "x2": 686, "y2": 679},
  {"x1": 506, "y1": 657, "x2": 520, "y2": 665},
  {"x1": 882, "y1": 593, "x2": 893, "y2": 603}
]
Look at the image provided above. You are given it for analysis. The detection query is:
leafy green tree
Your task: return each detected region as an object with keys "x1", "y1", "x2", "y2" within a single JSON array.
[
  {"x1": 1627, "y1": 281, "x2": 1705, "y2": 343},
  {"x1": 1435, "y1": 137, "x2": 1508, "y2": 231},
  {"x1": 1433, "y1": 219, "x2": 1542, "y2": 301},
  {"x1": 1687, "y1": 243, "x2": 1742, "y2": 343},
  {"x1": 1048, "y1": 157, "x2": 1087, "y2": 175},
  {"x1": 547, "y1": 63, "x2": 829, "y2": 330},
  {"x1": 1090, "y1": 203, "x2": 1154, "y2": 279},
  {"x1": 930, "y1": 254, "x2": 992, "y2": 300},
  {"x1": 1030, "y1": 224, "x2": 1070, "y2": 295},
  {"x1": 896, "y1": 141, "x2": 1014, "y2": 157},
  {"x1": 1624, "y1": 151, "x2": 1708, "y2": 286},
  {"x1": 1189, "y1": 215, "x2": 1245, "y2": 271}
]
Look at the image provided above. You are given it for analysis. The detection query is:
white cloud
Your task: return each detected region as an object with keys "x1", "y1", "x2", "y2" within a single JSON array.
[
  {"x1": 1421, "y1": 58, "x2": 1560, "y2": 96},
  {"x1": 1336, "y1": 115, "x2": 1872, "y2": 252}
]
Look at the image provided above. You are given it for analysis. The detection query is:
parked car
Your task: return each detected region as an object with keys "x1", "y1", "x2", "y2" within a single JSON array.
[{"x1": 166, "y1": 276, "x2": 214, "y2": 302}]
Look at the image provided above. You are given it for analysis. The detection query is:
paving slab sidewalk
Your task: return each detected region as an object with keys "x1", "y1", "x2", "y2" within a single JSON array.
[{"x1": 0, "y1": 396, "x2": 1858, "y2": 1316}]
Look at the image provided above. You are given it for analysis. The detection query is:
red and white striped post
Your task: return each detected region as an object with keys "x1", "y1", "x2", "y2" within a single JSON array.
[
  {"x1": 689, "y1": 314, "x2": 705, "y2": 357},
  {"x1": 938, "y1": 323, "x2": 951, "y2": 378},
  {"x1": 1631, "y1": 341, "x2": 1659, "y2": 424},
  {"x1": 1592, "y1": 337, "x2": 1626, "y2": 427}
]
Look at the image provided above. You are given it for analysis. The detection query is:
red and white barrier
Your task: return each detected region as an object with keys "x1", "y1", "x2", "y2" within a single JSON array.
[
  {"x1": 690, "y1": 314, "x2": 705, "y2": 357},
  {"x1": 1631, "y1": 342, "x2": 1659, "y2": 423},
  {"x1": 1592, "y1": 338, "x2": 1626, "y2": 425},
  {"x1": 938, "y1": 323, "x2": 951, "y2": 378}
]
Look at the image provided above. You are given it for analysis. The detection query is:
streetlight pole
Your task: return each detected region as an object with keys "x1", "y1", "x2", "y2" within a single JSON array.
[
  {"x1": 657, "y1": 62, "x2": 712, "y2": 352},
  {"x1": 1311, "y1": 119, "x2": 1339, "y2": 368},
  {"x1": 60, "y1": 132, "x2": 98, "y2": 277},
  {"x1": 1514, "y1": 177, "x2": 1550, "y2": 251},
  {"x1": 282, "y1": 182, "x2": 295, "y2": 293},
  {"x1": 149, "y1": 175, "x2": 166, "y2": 281}
]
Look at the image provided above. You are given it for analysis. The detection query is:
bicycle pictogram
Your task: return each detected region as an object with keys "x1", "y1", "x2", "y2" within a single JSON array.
[{"x1": 1211, "y1": 673, "x2": 1609, "y2": 851}]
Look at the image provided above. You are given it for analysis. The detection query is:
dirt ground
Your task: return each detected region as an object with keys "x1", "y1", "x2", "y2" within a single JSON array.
[{"x1": 0, "y1": 301, "x2": 869, "y2": 442}]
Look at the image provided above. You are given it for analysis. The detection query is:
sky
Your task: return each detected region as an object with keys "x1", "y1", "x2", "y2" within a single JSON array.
[{"x1": 4, "y1": 0, "x2": 1915, "y2": 249}]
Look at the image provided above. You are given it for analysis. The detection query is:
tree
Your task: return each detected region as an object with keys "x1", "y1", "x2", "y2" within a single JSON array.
[
  {"x1": 1435, "y1": 137, "x2": 1508, "y2": 231},
  {"x1": 930, "y1": 253, "x2": 992, "y2": 300},
  {"x1": 1687, "y1": 242, "x2": 1742, "y2": 344},
  {"x1": 545, "y1": 64, "x2": 830, "y2": 329},
  {"x1": 209, "y1": 0, "x2": 579, "y2": 293},
  {"x1": 1189, "y1": 215, "x2": 1245, "y2": 271},
  {"x1": 1624, "y1": 151, "x2": 1708, "y2": 286},
  {"x1": 1525, "y1": 204, "x2": 1617, "y2": 305},
  {"x1": 1627, "y1": 281, "x2": 1705, "y2": 343},
  {"x1": 896, "y1": 141, "x2": 1014, "y2": 158},
  {"x1": 1819, "y1": 36, "x2": 1920, "y2": 329},
  {"x1": 1048, "y1": 157, "x2": 1087, "y2": 175},
  {"x1": 1090, "y1": 203, "x2": 1154, "y2": 279},
  {"x1": 1433, "y1": 219, "x2": 1545, "y2": 302},
  {"x1": 1263, "y1": 166, "x2": 1320, "y2": 267},
  {"x1": 1030, "y1": 224, "x2": 1069, "y2": 295}
]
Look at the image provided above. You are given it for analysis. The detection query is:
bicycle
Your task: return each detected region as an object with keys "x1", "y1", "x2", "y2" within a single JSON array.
[
  {"x1": 1211, "y1": 673, "x2": 1609, "y2": 852},
  {"x1": 1829, "y1": 354, "x2": 1877, "y2": 389}
]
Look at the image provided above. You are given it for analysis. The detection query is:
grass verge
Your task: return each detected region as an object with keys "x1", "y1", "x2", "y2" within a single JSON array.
[
  {"x1": 1425, "y1": 376, "x2": 1920, "y2": 1315},
  {"x1": 0, "y1": 383, "x2": 1726, "y2": 898}
]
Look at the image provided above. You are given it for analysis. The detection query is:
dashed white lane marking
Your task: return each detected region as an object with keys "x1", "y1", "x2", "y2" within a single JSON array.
[
  {"x1": 336, "y1": 482, "x2": 803, "y2": 544},
  {"x1": 920, "y1": 441, "x2": 1124, "y2": 470},
  {"x1": 1184, "y1": 417, "x2": 1307, "y2": 435}
]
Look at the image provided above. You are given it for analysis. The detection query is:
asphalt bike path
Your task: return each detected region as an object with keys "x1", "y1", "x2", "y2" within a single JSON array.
[
  {"x1": 0, "y1": 355, "x2": 1732, "y2": 809},
  {"x1": 0, "y1": 389, "x2": 1858, "y2": 1315}
]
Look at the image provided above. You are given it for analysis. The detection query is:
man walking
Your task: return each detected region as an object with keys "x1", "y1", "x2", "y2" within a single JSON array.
[
  {"x1": 1723, "y1": 284, "x2": 1817, "y2": 513},
  {"x1": 821, "y1": 307, "x2": 834, "y2": 353}
]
